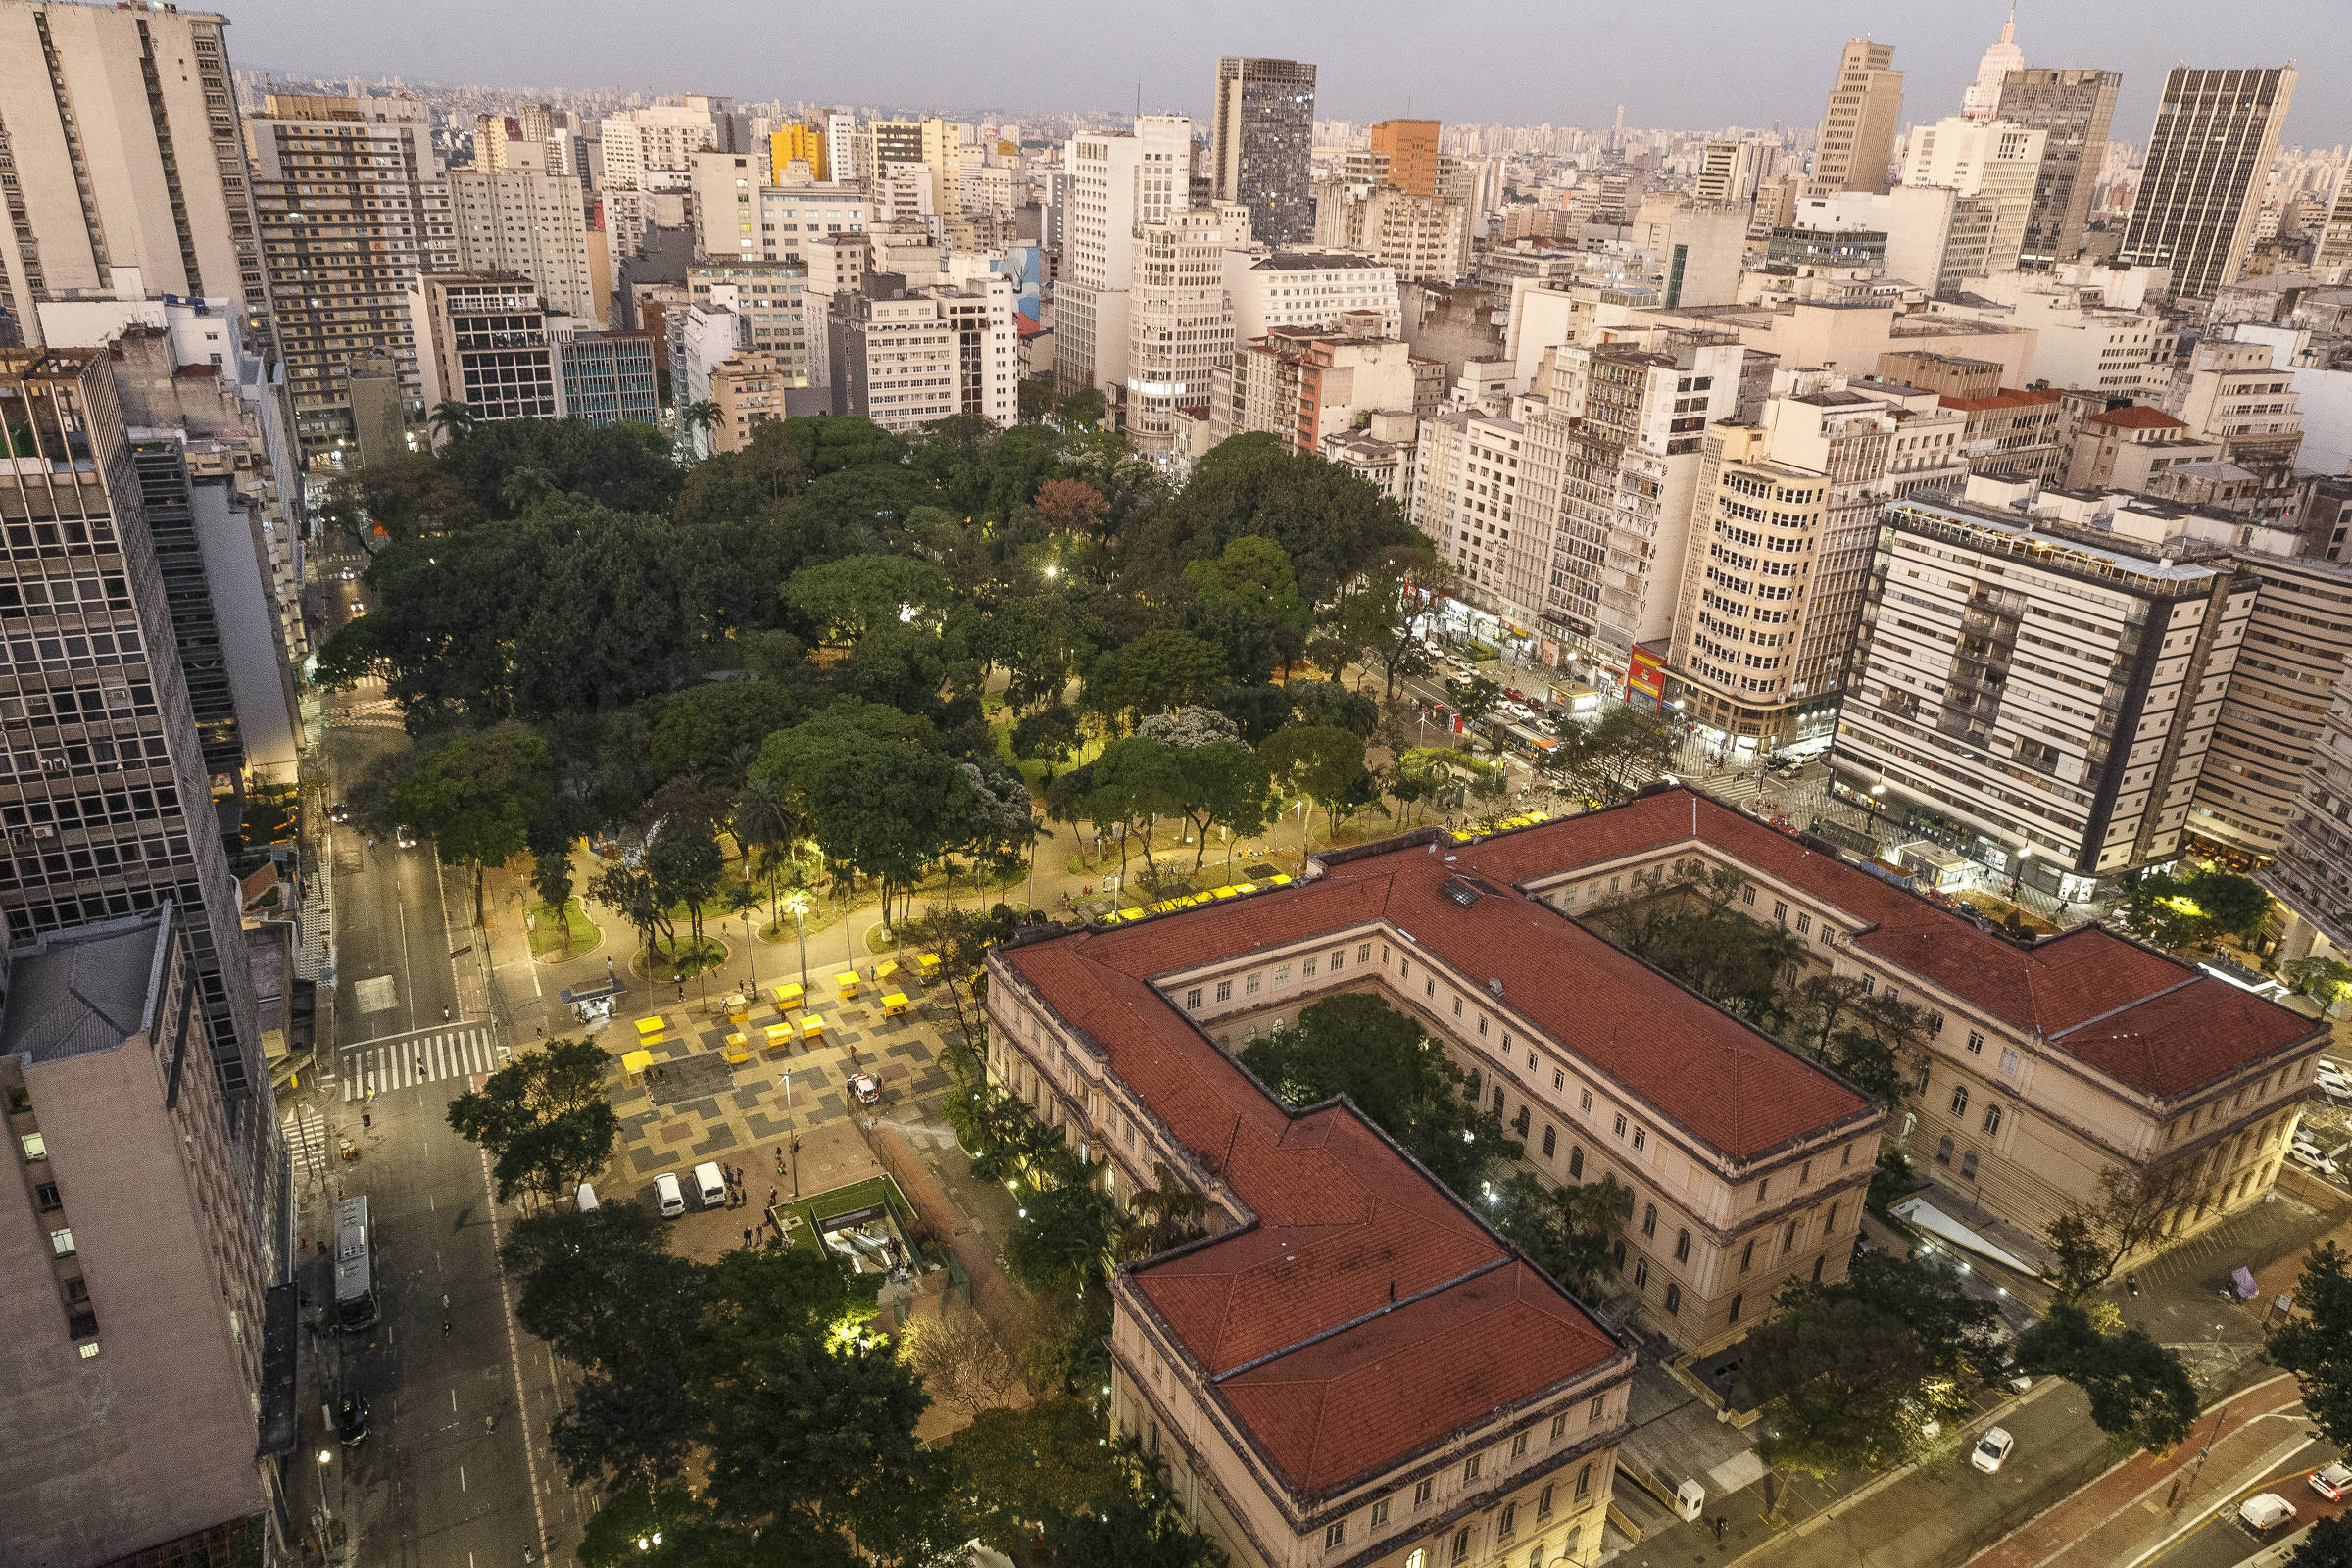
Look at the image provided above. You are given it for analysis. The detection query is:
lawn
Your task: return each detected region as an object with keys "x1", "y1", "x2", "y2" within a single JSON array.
[
  {"x1": 526, "y1": 897, "x2": 600, "y2": 958},
  {"x1": 773, "y1": 1174, "x2": 919, "y2": 1260}
]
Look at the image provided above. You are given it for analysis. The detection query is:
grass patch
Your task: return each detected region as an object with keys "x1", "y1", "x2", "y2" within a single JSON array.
[
  {"x1": 526, "y1": 898, "x2": 599, "y2": 958},
  {"x1": 773, "y1": 1174, "x2": 918, "y2": 1258},
  {"x1": 643, "y1": 935, "x2": 727, "y2": 983}
]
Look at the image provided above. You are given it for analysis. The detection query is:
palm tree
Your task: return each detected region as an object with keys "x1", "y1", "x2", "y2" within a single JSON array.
[
  {"x1": 679, "y1": 399, "x2": 722, "y2": 454},
  {"x1": 1116, "y1": 1164, "x2": 1211, "y2": 1262},
  {"x1": 732, "y1": 777, "x2": 792, "y2": 923},
  {"x1": 427, "y1": 399, "x2": 475, "y2": 443}
]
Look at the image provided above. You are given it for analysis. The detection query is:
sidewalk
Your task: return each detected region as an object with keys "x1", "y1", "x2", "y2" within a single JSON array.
[{"x1": 1965, "y1": 1375, "x2": 2307, "y2": 1568}]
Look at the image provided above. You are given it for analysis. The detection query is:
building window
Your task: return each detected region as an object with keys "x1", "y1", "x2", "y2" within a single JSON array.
[
  {"x1": 1590, "y1": 1395, "x2": 1605, "y2": 1424},
  {"x1": 34, "y1": 1181, "x2": 61, "y2": 1211},
  {"x1": 20, "y1": 1131, "x2": 47, "y2": 1160},
  {"x1": 1464, "y1": 1453, "x2": 1482, "y2": 1483},
  {"x1": 1729, "y1": 1292, "x2": 1744, "y2": 1322},
  {"x1": 1950, "y1": 1086, "x2": 1971, "y2": 1117},
  {"x1": 1550, "y1": 1413, "x2": 1567, "y2": 1441},
  {"x1": 1539, "y1": 1482, "x2": 1555, "y2": 1518},
  {"x1": 1408, "y1": 1554, "x2": 1426, "y2": 1568},
  {"x1": 1327, "y1": 1522, "x2": 1346, "y2": 1549},
  {"x1": 1543, "y1": 1126, "x2": 1557, "y2": 1158},
  {"x1": 1580, "y1": 1089, "x2": 1592, "y2": 1112},
  {"x1": 1740, "y1": 1238, "x2": 1755, "y2": 1272},
  {"x1": 1983, "y1": 1106, "x2": 2004, "y2": 1136},
  {"x1": 1824, "y1": 1201, "x2": 1839, "y2": 1235},
  {"x1": 1757, "y1": 1179, "x2": 1770, "y2": 1202},
  {"x1": 1372, "y1": 1498, "x2": 1390, "y2": 1528},
  {"x1": 1246, "y1": 972, "x2": 1260, "y2": 996},
  {"x1": 1415, "y1": 1479, "x2": 1434, "y2": 1508},
  {"x1": 1452, "y1": 1528, "x2": 1472, "y2": 1564},
  {"x1": 1675, "y1": 1228, "x2": 1690, "y2": 1261},
  {"x1": 1275, "y1": 964, "x2": 1291, "y2": 987},
  {"x1": 2000, "y1": 1049, "x2": 2020, "y2": 1074},
  {"x1": 1511, "y1": 1431, "x2": 1529, "y2": 1459},
  {"x1": 1568, "y1": 1146, "x2": 1585, "y2": 1178},
  {"x1": 1743, "y1": 886, "x2": 1756, "y2": 906},
  {"x1": 1665, "y1": 1283, "x2": 1682, "y2": 1314},
  {"x1": 1642, "y1": 1203, "x2": 1657, "y2": 1238},
  {"x1": 1966, "y1": 1030, "x2": 1984, "y2": 1054},
  {"x1": 49, "y1": 1226, "x2": 74, "y2": 1256},
  {"x1": 1634, "y1": 1258, "x2": 1650, "y2": 1290},
  {"x1": 1499, "y1": 1502, "x2": 1517, "y2": 1540},
  {"x1": 1614, "y1": 1113, "x2": 1628, "y2": 1138},
  {"x1": 1303, "y1": 957, "x2": 1318, "y2": 979},
  {"x1": 1359, "y1": 943, "x2": 1372, "y2": 962},
  {"x1": 1936, "y1": 1135, "x2": 1955, "y2": 1165},
  {"x1": 1633, "y1": 1127, "x2": 1647, "y2": 1152},
  {"x1": 1784, "y1": 1220, "x2": 1798, "y2": 1253},
  {"x1": 1215, "y1": 979, "x2": 1232, "y2": 1003},
  {"x1": 1185, "y1": 987, "x2": 1201, "y2": 1010},
  {"x1": 1812, "y1": 1255, "x2": 1826, "y2": 1283},
  {"x1": 1961, "y1": 1150, "x2": 1980, "y2": 1181},
  {"x1": 1612, "y1": 1237, "x2": 1627, "y2": 1270},
  {"x1": 1575, "y1": 1462, "x2": 1592, "y2": 1499}
]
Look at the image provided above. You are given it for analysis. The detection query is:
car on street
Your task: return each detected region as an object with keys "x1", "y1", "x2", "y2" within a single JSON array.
[
  {"x1": 2310, "y1": 1461, "x2": 2352, "y2": 1501},
  {"x1": 394, "y1": 823, "x2": 417, "y2": 849},
  {"x1": 850, "y1": 1071, "x2": 883, "y2": 1106},
  {"x1": 328, "y1": 803, "x2": 350, "y2": 824},
  {"x1": 340, "y1": 566, "x2": 358, "y2": 581},
  {"x1": 335, "y1": 1390, "x2": 370, "y2": 1446},
  {"x1": 2290, "y1": 1138, "x2": 2341, "y2": 1177},
  {"x1": 1971, "y1": 1427, "x2": 2015, "y2": 1473},
  {"x1": 2237, "y1": 1494, "x2": 2297, "y2": 1533}
]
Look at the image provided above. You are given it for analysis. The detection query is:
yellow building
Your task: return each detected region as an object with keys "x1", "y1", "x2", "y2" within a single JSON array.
[{"x1": 769, "y1": 122, "x2": 827, "y2": 181}]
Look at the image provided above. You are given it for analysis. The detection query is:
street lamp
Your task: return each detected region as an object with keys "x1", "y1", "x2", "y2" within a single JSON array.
[{"x1": 782, "y1": 890, "x2": 811, "y2": 994}]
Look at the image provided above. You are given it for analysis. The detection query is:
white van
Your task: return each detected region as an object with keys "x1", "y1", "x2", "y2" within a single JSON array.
[
  {"x1": 575, "y1": 1182, "x2": 599, "y2": 1213},
  {"x1": 693, "y1": 1161, "x2": 728, "y2": 1209},
  {"x1": 653, "y1": 1172, "x2": 685, "y2": 1218},
  {"x1": 2238, "y1": 1494, "x2": 2296, "y2": 1532}
]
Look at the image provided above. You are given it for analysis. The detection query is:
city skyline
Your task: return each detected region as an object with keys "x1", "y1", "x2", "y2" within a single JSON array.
[{"x1": 220, "y1": 0, "x2": 2348, "y2": 146}]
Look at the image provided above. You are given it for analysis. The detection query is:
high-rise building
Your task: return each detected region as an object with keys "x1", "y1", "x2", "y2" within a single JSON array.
[
  {"x1": 827, "y1": 271, "x2": 1015, "y2": 434},
  {"x1": 826, "y1": 112, "x2": 868, "y2": 186},
  {"x1": 684, "y1": 258, "x2": 810, "y2": 383},
  {"x1": 2117, "y1": 67, "x2": 2296, "y2": 299},
  {"x1": 1213, "y1": 315, "x2": 1417, "y2": 456},
  {"x1": 707, "y1": 349, "x2": 790, "y2": 451},
  {"x1": 1831, "y1": 484, "x2": 2253, "y2": 902},
  {"x1": 1126, "y1": 204, "x2": 1248, "y2": 461},
  {"x1": 1055, "y1": 117, "x2": 1192, "y2": 398},
  {"x1": 1901, "y1": 118, "x2": 2047, "y2": 279},
  {"x1": 769, "y1": 122, "x2": 828, "y2": 182},
  {"x1": 405, "y1": 273, "x2": 560, "y2": 427},
  {"x1": 1694, "y1": 137, "x2": 1772, "y2": 204},
  {"x1": 1367, "y1": 118, "x2": 1441, "y2": 197},
  {"x1": 1961, "y1": 11, "x2": 2024, "y2": 122},
  {"x1": 1810, "y1": 38, "x2": 1903, "y2": 195},
  {"x1": 2190, "y1": 553, "x2": 2352, "y2": 859},
  {"x1": 1310, "y1": 180, "x2": 1470, "y2": 285},
  {"x1": 0, "y1": 2, "x2": 272, "y2": 353},
  {"x1": 1225, "y1": 251, "x2": 1399, "y2": 341},
  {"x1": 448, "y1": 141, "x2": 597, "y2": 322},
  {"x1": 1211, "y1": 57, "x2": 1317, "y2": 244},
  {"x1": 0, "y1": 905, "x2": 294, "y2": 1568},
  {"x1": 1994, "y1": 69, "x2": 2123, "y2": 270},
  {"x1": 552, "y1": 325, "x2": 659, "y2": 426},
  {"x1": 246, "y1": 93, "x2": 455, "y2": 457},
  {"x1": 0, "y1": 348, "x2": 272, "y2": 1242}
]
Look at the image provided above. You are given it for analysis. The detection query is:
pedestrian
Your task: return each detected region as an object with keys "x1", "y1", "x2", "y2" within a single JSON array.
[
  {"x1": 1712, "y1": 1517, "x2": 1726, "y2": 1545},
  {"x1": 742, "y1": 1226, "x2": 753, "y2": 1248},
  {"x1": 768, "y1": 1186, "x2": 777, "y2": 1207}
]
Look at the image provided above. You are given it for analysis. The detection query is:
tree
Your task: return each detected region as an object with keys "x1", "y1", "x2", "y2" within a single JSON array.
[
  {"x1": 898, "y1": 1307, "x2": 1020, "y2": 1419},
  {"x1": 1082, "y1": 630, "x2": 1226, "y2": 732},
  {"x1": 2289, "y1": 1514, "x2": 2352, "y2": 1568},
  {"x1": 447, "y1": 1038, "x2": 620, "y2": 1207},
  {"x1": 646, "y1": 815, "x2": 726, "y2": 953},
  {"x1": 1288, "y1": 679, "x2": 1379, "y2": 737},
  {"x1": 1182, "y1": 536, "x2": 1312, "y2": 685},
  {"x1": 1054, "y1": 385, "x2": 1108, "y2": 430},
  {"x1": 679, "y1": 399, "x2": 721, "y2": 443},
  {"x1": 1036, "y1": 1443, "x2": 1229, "y2": 1568},
  {"x1": 2269, "y1": 1241, "x2": 2352, "y2": 1451},
  {"x1": 1242, "y1": 994, "x2": 1519, "y2": 1194},
  {"x1": 752, "y1": 708, "x2": 972, "y2": 928},
  {"x1": 1543, "y1": 706, "x2": 1677, "y2": 802},
  {"x1": 1786, "y1": 974, "x2": 1936, "y2": 1104},
  {"x1": 2122, "y1": 866, "x2": 2274, "y2": 950},
  {"x1": 428, "y1": 398, "x2": 475, "y2": 442},
  {"x1": 1116, "y1": 1164, "x2": 1211, "y2": 1261},
  {"x1": 392, "y1": 726, "x2": 553, "y2": 924},
  {"x1": 1587, "y1": 865, "x2": 1806, "y2": 1026},
  {"x1": 1034, "y1": 476, "x2": 1108, "y2": 539},
  {"x1": 783, "y1": 553, "x2": 954, "y2": 647},
  {"x1": 1385, "y1": 748, "x2": 1458, "y2": 826},
  {"x1": 1258, "y1": 723, "x2": 1369, "y2": 840},
  {"x1": 1004, "y1": 1176, "x2": 1120, "y2": 1296},
  {"x1": 2281, "y1": 956, "x2": 2352, "y2": 1011},
  {"x1": 1339, "y1": 546, "x2": 1444, "y2": 699},
  {"x1": 1011, "y1": 704, "x2": 1084, "y2": 775},
  {"x1": 2016, "y1": 1304, "x2": 2200, "y2": 1452},
  {"x1": 2043, "y1": 1164, "x2": 2188, "y2": 1303},
  {"x1": 590, "y1": 863, "x2": 674, "y2": 959},
  {"x1": 1743, "y1": 1252, "x2": 2003, "y2": 1478},
  {"x1": 949, "y1": 1396, "x2": 1127, "y2": 1558},
  {"x1": 1128, "y1": 432, "x2": 1413, "y2": 604},
  {"x1": 1491, "y1": 1173, "x2": 1624, "y2": 1298},
  {"x1": 528, "y1": 841, "x2": 575, "y2": 914}
]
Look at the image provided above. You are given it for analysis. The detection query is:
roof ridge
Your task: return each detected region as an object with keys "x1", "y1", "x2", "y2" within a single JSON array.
[{"x1": 2048, "y1": 972, "x2": 2203, "y2": 1039}]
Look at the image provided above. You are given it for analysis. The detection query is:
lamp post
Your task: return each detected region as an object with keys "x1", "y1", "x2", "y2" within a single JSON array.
[{"x1": 783, "y1": 890, "x2": 811, "y2": 994}]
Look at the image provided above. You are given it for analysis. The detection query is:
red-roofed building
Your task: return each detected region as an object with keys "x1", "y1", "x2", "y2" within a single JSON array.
[
  {"x1": 2059, "y1": 399, "x2": 2220, "y2": 493},
  {"x1": 986, "y1": 784, "x2": 2326, "y2": 1568}
]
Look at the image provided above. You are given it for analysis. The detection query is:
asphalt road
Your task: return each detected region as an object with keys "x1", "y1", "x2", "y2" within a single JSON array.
[
  {"x1": 2148, "y1": 1446, "x2": 2347, "y2": 1568},
  {"x1": 289, "y1": 587, "x2": 566, "y2": 1568}
]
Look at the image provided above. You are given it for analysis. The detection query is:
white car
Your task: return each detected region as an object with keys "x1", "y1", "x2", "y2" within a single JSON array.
[
  {"x1": 2290, "y1": 1139, "x2": 2341, "y2": 1177},
  {"x1": 2237, "y1": 1493, "x2": 2296, "y2": 1532},
  {"x1": 1971, "y1": 1427, "x2": 2016, "y2": 1474},
  {"x1": 653, "y1": 1172, "x2": 685, "y2": 1218},
  {"x1": 2310, "y1": 1461, "x2": 2352, "y2": 1501},
  {"x1": 2316, "y1": 1065, "x2": 2351, "y2": 1099},
  {"x1": 340, "y1": 566, "x2": 358, "y2": 581}
]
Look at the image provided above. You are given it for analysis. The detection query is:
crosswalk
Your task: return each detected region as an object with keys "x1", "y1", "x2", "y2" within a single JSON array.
[
  {"x1": 339, "y1": 1026, "x2": 506, "y2": 1101},
  {"x1": 283, "y1": 1104, "x2": 329, "y2": 1174}
]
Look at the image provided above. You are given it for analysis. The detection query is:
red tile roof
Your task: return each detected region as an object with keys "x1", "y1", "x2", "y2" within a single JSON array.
[{"x1": 2086, "y1": 404, "x2": 2187, "y2": 430}]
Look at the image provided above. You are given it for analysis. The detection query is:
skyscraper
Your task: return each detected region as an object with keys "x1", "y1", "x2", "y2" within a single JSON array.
[
  {"x1": 1995, "y1": 68, "x2": 2124, "y2": 270},
  {"x1": 2117, "y1": 67, "x2": 2296, "y2": 299},
  {"x1": 0, "y1": 1, "x2": 273, "y2": 352},
  {"x1": 0, "y1": 348, "x2": 272, "y2": 1244},
  {"x1": 1961, "y1": 10, "x2": 2024, "y2": 122},
  {"x1": 448, "y1": 141, "x2": 597, "y2": 322},
  {"x1": 1054, "y1": 116, "x2": 1192, "y2": 399},
  {"x1": 1212, "y1": 57, "x2": 1316, "y2": 244},
  {"x1": 1810, "y1": 38, "x2": 1902, "y2": 196},
  {"x1": 1368, "y1": 119, "x2": 1441, "y2": 197}
]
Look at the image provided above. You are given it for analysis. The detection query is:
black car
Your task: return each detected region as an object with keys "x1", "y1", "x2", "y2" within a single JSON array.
[{"x1": 335, "y1": 1391, "x2": 370, "y2": 1446}]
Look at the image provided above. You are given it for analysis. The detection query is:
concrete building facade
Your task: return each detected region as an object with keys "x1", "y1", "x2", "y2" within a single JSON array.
[
  {"x1": 1211, "y1": 57, "x2": 1316, "y2": 244},
  {"x1": 448, "y1": 141, "x2": 596, "y2": 322},
  {"x1": 2116, "y1": 67, "x2": 2296, "y2": 300},
  {"x1": 405, "y1": 272, "x2": 559, "y2": 426},
  {"x1": 1994, "y1": 68, "x2": 2123, "y2": 270},
  {"x1": 1810, "y1": 39, "x2": 1903, "y2": 196}
]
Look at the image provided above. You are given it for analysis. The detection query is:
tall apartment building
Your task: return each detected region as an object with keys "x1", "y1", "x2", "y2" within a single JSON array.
[
  {"x1": 448, "y1": 140, "x2": 595, "y2": 321},
  {"x1": 0, "y1": 349, "x2": 270, "y2": 1242},
  {"x1": 684, "y1": 258, "x2": 809, "y2": 383},
  {"x1": 1831, "y1": 484, "x2": 2254, "y2": 903},
  {"x1": 769, "y1": 122, "x2": 828, "y2": 182},
  {"x1": 688, "y1": 152, "x2": 873, "y2": 268},
  {"x1": 1367, "y1": 118, "x2": 1441, "y2": 197},
  {"x1": 1214, "y1": 317, "x2": 1418, "y2": 456},
  {"x1": 827, "y1": 271, "x2": 1015, "y2": 434},
  {"x1": 246, "y1": 93, "x2": 455, "y2": 457},
  {"x1": 1901, "y1": 118, "x2": 2048, "y2": 279},
  {"x1": 552, "y1": 325, "x2": 658, "y2": 426},
  {"x1": 1311, "y1": 181, "x2": 1470, "y2": 285},
  {"x1": 1055, "y1": 117, "x2": 1192, "y2": 398},
  {"x1": 1226, "y1": 251, "x2": 1398, "y2": 340},
  {"x1": 598, "y1": 99, "x2": 727, "y2": 258},
  {"x1": 1694, "y1": 137, "x2": 1773, "y2": 204},
  {"x1": 2117, "y1": 68, "x2": 2296, "y2": 299},
  {"x1": 1126, "y1": 204, "x2": 1247, "y2": 461},
  {"x1": 1668, "y1": 379, "x2": 1945, "y2": 753},
  {"x1": 1941, "y1": 387, "x2": 2063, "y2": 481},
  {"x1": 708, "y1": 349, "x2": 789, "y2": 452},
  {"x1": 1211, "y1": 57, "x2": 1316, "y2": 244},
  {"x1": 2189, "y1": 552, "x2": 2352, "y2": 859},
  {"x1": 826, "y1": 112, "x2": 868, "y2": 186},
  {"x1": 1, "y1": 905, "x2": 293, "y2": 1568},
  {"x1": 0, "y1": 1, "x2": 271, "y2": 352},
  {"x1": 2164, "y1": 336, "x2": 2305, "y2": 513},
  {"x1": 1994, "y1": 69, "x2": 2123, "y2": 270},
  {"x1": 1810, "y1": 39, "x2": 1903, "y2": 196},
  {"x1": 1415, "y1": 401, "x2": 1549, "y2": 635},
  {"x1": 406, "y1": 273, "x2": 559, "y2": 427}
]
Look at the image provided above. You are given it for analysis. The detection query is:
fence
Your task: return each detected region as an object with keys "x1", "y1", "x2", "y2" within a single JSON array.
[{"x1": 857, "y1": 1114, "x2": 1035, "y2": 1357}]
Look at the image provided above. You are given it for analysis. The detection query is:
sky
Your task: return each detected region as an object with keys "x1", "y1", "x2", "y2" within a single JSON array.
[{"x1": 223, "y1": 0, "x2": 2346, "y2": 149}]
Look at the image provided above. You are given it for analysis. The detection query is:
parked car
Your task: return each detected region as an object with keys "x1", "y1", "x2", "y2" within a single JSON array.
[
  {"x1": 2237, "y1": 1494, "x2": 2297, "y2": 1533},
  {"x1": 328, "y1": 802, "x2": 351, "y2": 823},
  {"x1": 654, "y1": 1172, "x2": 685, "y2": 1218},
  {"x1": 850, "y1": 1071, "x2": 884, "y2": 1106},
  {"x1": 693, "y1": 1161, "x2": 728, "y2": 1208},
  {"x1": 2309, "y1": 1461, "x2": 2352, "y2": 1501},
  {"x1": 2290, "y1": 1138, "x2": 2341, "y2": 1177},
  {"x1": 1971, "y1": 1427, "x2": 2016, "y2": 1474},
  {"x1": 2316, "y1": 1064, "x2": 2351, "y2": 1099},
  {"x1": 340, "y1": 566, "x2": 358, "y2": 581},
  {"x1": 335, "y1": 1390, "x2": 370, "y2": 1446}
]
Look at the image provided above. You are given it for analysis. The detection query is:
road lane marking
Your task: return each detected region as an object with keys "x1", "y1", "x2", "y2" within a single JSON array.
[{"x1": 478, "y1": 1141, "x2": 554, "y2": 1560}]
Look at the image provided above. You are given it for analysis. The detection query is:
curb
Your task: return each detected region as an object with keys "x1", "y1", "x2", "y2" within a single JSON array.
[{"x1": 2116, "y1": 1433, "x2": 2320, "y2": 1568}]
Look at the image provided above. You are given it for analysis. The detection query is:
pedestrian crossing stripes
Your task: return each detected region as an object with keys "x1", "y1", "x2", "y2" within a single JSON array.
[
  {"x1": 341, "y1": 1027, "x2": 505, "y2": 1101},
  {"x1": 282, "y1": 1104, "x2": 329, "y2": 1174}
]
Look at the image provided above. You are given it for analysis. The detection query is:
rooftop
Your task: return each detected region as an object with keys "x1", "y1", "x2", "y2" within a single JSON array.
[
  {"x1": 1251, "y1": 252, "x2": 1388, "y2": 272},
  {"x1": 1941, "y1": 388, "x2": 2063, "y2": 412},
  {"x1": 0, "y1": 907, "x2": 172, "y2": 1066},
  {"x1": 2086, "y1": 404, "x2": 2188, "y2": 431}
]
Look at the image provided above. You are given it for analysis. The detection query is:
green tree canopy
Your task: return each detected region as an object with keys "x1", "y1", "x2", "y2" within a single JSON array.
[
  {"x1": 1259, "y1": 723, "x2": 1370, "y2": 838},
  {"x1": 1082, "y1": 630, "x2": 1226, "y2": 732},
  {"x1": 1130, "y1": 432, "x2": 1414, "y2": 603},
  {"x1": 2121, "y1": 866, "x2": 2274, "y2": 950},
  {"x1": 783, "y1": 553, "x2": 955, "y2": 647},
  {"x1": 2017, "y1": 1304, "x2": 2200, "y2": 1453},
  {"x1": 434, "y1": 417, "x2": 682, "y2": 518},
  {"x1": 2269, "y1": 1240, "x2": 2352, "y2": 1450},
  {"x1": 392, "y1": 725, "x2": 554, "y2": 922},
  {"x1": 446, "y1": 1038, "x2": 619, "y2": 1206}
]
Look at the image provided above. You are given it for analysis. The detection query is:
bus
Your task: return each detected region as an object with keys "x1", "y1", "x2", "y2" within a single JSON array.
[{"x1": 333, "y1": 1195, "x2": 378, "y2": 1331}]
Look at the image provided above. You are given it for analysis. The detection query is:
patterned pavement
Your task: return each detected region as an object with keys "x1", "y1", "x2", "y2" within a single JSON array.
[{"x1": 607, "y1": 977, "x2": 955, "y2": 1179}]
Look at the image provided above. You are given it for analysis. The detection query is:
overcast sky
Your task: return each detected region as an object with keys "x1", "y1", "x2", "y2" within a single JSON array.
[{"x1": 223, "y1": 0, "x2": 2344, "y2": 149}]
